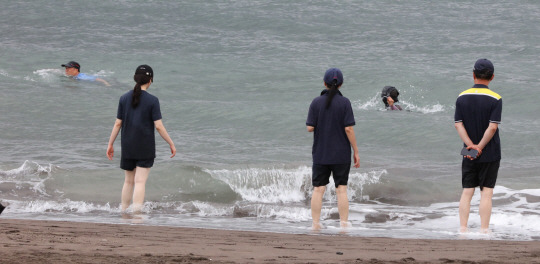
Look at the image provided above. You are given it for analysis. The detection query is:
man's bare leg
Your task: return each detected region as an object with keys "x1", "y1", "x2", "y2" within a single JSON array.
[
  {"x1": 336, "y1": 185, "x2": 350, "y2": 228},
  {"x1": 121, "y1": 169, "x2": 136, "y2": 212},
  {"x1": 479, "y1": 187, "x2": 494, "y2": 233},
  {"x1": 132, "y1": 167, "x2": 151, "y2": 213},
  {"x1": 459, "y1": 188, "x2": 475, "y2": 232},
  {"x1": 311, "y1": 186, "x2": 326, "y2": 230}
]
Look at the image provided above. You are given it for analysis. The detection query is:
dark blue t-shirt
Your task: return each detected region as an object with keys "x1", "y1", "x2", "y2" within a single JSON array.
[
  {"x1": 117, "y1": 90, "x2": 162, "y2": 159},
  {"x1": 306, "y1": 89, "x2": 356, "y2": 165},
  {"x1": 454, "y1": 84, "x2": 502, "y2": 162}
]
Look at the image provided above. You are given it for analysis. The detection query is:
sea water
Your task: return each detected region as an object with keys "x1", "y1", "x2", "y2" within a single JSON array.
[{"x1": 1, "y1": 1, "x2": 540, "y2": 241}]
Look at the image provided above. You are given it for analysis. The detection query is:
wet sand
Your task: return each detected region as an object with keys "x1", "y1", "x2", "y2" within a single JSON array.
[{"x1": 1, "y1": 219, "x2": 540, "y2": 263}]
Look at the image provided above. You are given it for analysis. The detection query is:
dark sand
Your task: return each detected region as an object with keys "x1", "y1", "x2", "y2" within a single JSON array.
[{"x1": 1, "y1": 219, "x2": 540, "y2": 263}]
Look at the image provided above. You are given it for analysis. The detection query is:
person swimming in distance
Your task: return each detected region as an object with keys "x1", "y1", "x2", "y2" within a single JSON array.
[
  {"x1": 381, "y1": 86, "x2": 402, "y2": 111},
  {"x1": 61, "y1": 61, "x2": 111, "y2": 86}
]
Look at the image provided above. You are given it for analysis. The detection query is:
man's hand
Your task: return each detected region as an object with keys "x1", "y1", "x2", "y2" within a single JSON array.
[{"x1": 465, "y1": 145, "x2": 482, "y2": 160}]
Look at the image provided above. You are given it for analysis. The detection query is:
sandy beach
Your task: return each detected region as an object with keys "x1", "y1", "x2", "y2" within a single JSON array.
[{"x1": 1, "y1": 219, "x2": 539, "y2": 263}]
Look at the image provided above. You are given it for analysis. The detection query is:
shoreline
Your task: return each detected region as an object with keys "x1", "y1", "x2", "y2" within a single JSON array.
[{"x1": 1, "y1": 219, "x2": 540, "y2": 263}]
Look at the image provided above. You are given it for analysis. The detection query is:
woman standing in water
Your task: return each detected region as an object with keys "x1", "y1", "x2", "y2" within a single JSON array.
[{"x1": 107, "y1": 65, "x2": 176, "y2": 213}]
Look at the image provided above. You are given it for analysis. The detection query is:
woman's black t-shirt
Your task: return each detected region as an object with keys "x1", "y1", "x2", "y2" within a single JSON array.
[{"x1": 116, "y1": 90, "x2": 162, "y2": 159}]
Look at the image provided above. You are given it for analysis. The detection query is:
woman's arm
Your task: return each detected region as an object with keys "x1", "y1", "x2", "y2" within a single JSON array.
[
  {"x1": 155, "y1": 119, "x2": 176, "y2": 158},
  {"x1": 344, "y1": 126, "x2": 360, "y2": 168},
  {"x1": 106, "y1": 119, "x2": 122, "y2": 160}
]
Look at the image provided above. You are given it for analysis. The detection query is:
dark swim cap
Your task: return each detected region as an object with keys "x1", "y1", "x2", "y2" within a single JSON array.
[{"x1": 381, "y1": 86, "x2": 399, "y2": 100}]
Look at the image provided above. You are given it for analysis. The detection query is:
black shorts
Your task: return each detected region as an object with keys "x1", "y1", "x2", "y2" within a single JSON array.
[
  {"x1": 120, "y1": 158, "x2": 154, "y2": 171},
  {"x1": 462, "y1": 159, "x2": 500, "y2": 190},
  {"x1": 312, "y1": 163, "x2": 351, "y2": 188}
]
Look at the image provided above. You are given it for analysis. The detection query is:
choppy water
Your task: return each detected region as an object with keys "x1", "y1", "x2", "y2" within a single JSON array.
[{"x1": 1, "y1": 1, "x2": 540, "y2": 240}]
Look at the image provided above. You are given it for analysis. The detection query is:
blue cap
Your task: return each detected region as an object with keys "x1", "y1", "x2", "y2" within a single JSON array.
[
  {"x1": 323, "y1": 68, "x2": 343, "y2": 86},
  {"x1": 473, "y1": 59, "x2": 494, "y2": 74}
]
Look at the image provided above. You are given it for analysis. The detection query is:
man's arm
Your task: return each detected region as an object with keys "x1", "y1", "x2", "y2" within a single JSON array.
[
  {"x1": 96, "y1": 78, "x2": 111, "y2": 86},
  {"x1": 344, "y1": 126, "x2": 360, "y2": 168},
  {"x1": 477, "y1": 122, "x2": 499, "y2": 150},
  {"x1": 307, "y1": 126, "x2": 314, "y2": 132},
  {"x1": 455, "y1": 122, "x2": 498, "y2": 159},
  {"x1": 454, "y1": 122, "x2": 474, "y2": 147}
]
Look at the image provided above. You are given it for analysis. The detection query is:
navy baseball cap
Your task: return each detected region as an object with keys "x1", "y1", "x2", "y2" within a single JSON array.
[
  {"x1": 473, "y1": 59, "x2": 494, "y2": 74},
  {"x1": 323, "y1": 68, "x2": 343, "y2": 86},
  {"x1": 61, "y1": 61, "x2": 80, "y2": 70},
  {"x1": 135, "y1": 64, "x2": 153, "y2": 79}
]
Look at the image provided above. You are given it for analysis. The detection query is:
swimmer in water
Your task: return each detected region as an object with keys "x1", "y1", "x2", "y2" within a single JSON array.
[
  {"x1": 381, "y1": 86, "x2": 402, "y2": 111},
  {"x1": 61, "y1": 61, "x2": 111, "y2": 86}
]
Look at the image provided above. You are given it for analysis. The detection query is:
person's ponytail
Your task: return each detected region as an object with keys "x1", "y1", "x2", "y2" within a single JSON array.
[
  {"x1": 325, "y1": 79, "x2": 338, "y2": 109},
  {"x1": 132, "y1": 82, "x2": 142, "y2": 108},
  {"x1": 132, "y1": 74, "x2": 152, "y2": 108}
]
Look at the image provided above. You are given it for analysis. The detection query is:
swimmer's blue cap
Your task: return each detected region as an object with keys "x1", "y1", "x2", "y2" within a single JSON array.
[{"x1": 323, "y1": 68, "x2": 343, "y2": 87}]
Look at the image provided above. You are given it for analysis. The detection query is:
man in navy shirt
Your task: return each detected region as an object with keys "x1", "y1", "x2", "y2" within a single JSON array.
[
  {"x1": 306, "y1": 68, "x2": 360, "y2": 230},
  {"x1": 454, "y1": 58, "x2": 502, "y2": 233}
]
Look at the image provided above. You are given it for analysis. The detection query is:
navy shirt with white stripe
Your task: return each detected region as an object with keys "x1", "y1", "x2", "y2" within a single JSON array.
[
  {"x1": 307, "y1": 89, "x2": 356, "y2": 165},
  {"x1": 454, "y1": 84, "x2": 502, "y2": 162}
]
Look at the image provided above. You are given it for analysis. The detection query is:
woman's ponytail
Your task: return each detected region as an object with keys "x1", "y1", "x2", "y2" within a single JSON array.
[
  {"x1": 325, "y1": 79, "x2": 338, "y2": 109},
  {"x1": 323, "y1": 68, "x2": 343, "y2": 109},
  {"x1": 132, "y1": 81, "x2": 142, "y2": 108},
  {"x1": 131, "y1": 65, "x2": 154, "y2": 108}
]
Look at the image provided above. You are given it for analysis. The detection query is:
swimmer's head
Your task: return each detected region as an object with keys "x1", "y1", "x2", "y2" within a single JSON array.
[
  {"x1": 61, "y1": 61, "x2": 80, "y2": 76},
  {"x1": 381, "y1": 86, "x2": 399, "y2": 107}
]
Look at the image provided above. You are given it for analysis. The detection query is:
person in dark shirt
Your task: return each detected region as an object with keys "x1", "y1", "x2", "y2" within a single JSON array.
[
  {"x1": 107, "y1": 65, "x2": 176, "y2": 214},
  {"x1": 306, "y1": 68, "x2": 360, "y2": 230},
  {"x1": 454, "y1": 58, "x2": 502, "y2": 233}
]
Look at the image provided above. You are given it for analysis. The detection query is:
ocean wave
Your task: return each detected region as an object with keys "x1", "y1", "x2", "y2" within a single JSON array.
[
  {"x1": 204, "y1": 166, "x2": 386, "y2": 204},
  {"x1": 0, "y1": 160, "x2": 58, "y2": 197},
  {"x1": 5, "y1": 199, "x2": 114, "y2": 214}
]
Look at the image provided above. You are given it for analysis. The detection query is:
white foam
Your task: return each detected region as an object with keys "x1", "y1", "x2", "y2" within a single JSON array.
[
  {"x1": 352, "y1": 92, "x2": 447, "y2": 113},
  {"x1": 204, "y1": 166, "x2": 311, "y2": 203},
  {"x1": 354, "y1": 94, "x2": 381, "y2": 111},
  {"x1": 32, "y1": 68, "x2": 63, "y2": 82},
  {"x1": 205, "y1": 166, "x2": 386, "y2": 205},
  {"x1": 400, "y1": 101, "x2": 446, "y2": 114},
  {"x1": 0, "y1": 160, "x2": 57, "y2": 196},
  {"x1": 8, "y1": 199, "x2": 115, "y2": 214}
]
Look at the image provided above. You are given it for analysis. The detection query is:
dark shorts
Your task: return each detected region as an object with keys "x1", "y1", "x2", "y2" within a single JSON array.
[
  {"x1": 462, "y1": 159, "x2": 500, "y2": 190},
  {"x1": 120, "y1": 158, "x2": 154, "y2": 171},
  {"x1": 312, "y1": 163, "x2": 351, "y2": 188}
]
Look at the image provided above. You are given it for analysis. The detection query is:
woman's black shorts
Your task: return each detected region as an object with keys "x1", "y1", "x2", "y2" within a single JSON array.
[{"x1": 120, "y1": 158, "x2": 154, "y2": 171}]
